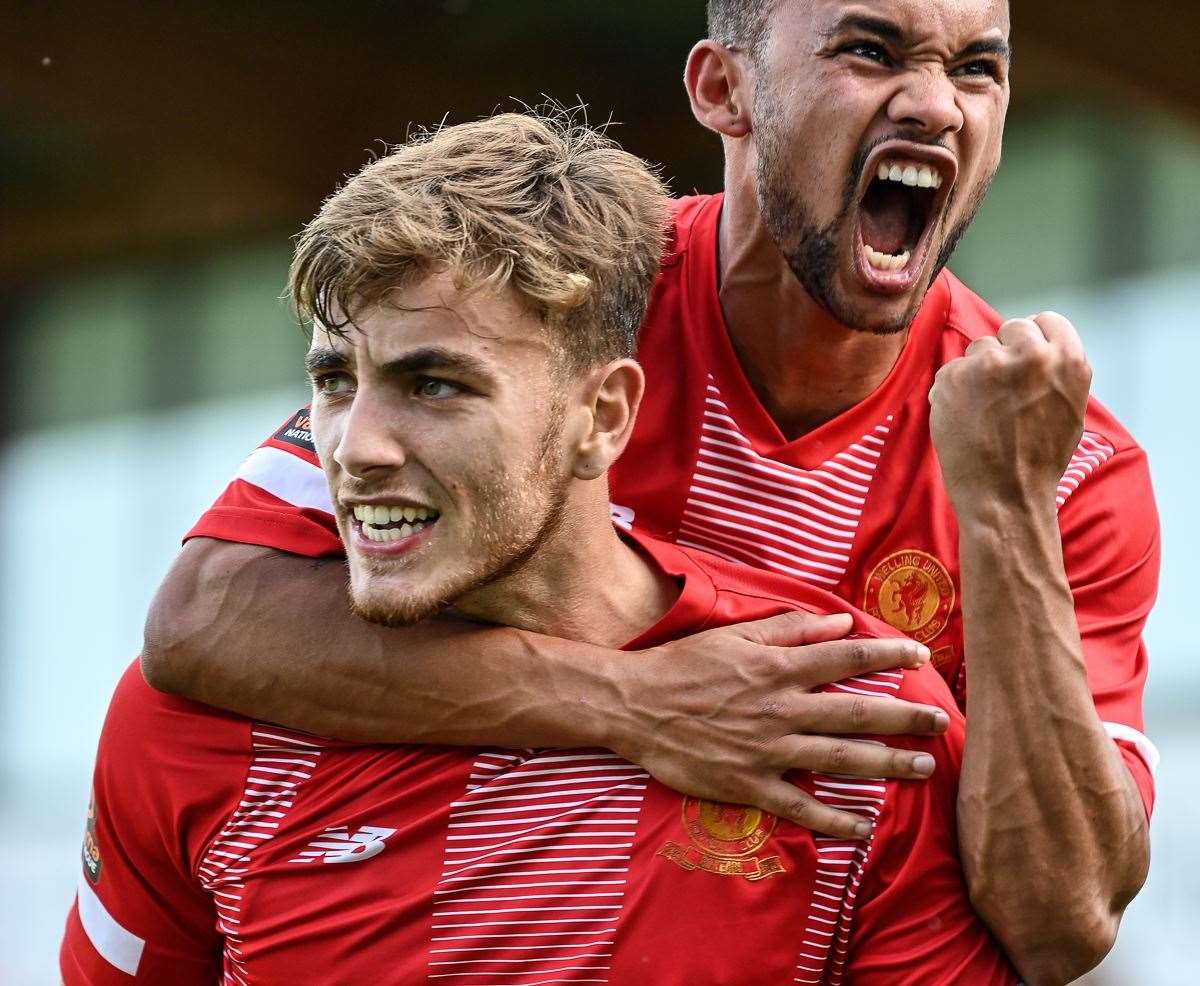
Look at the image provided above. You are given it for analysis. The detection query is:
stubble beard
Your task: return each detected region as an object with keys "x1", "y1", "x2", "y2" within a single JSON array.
[
  {"x1": 348, "y1": 410, "x2": 573, "y2": 629},
  {"x1": 753, "y1": 92, "x2": 991, "y2": 335}
]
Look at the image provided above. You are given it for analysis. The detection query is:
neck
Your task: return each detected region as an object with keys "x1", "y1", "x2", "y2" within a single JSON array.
[
  {"x1": 717, "y1": 170, "x2": 909, "y2": 441},
  {"x1": 453, "y1": 482, "x2": 678, "y2": 648}
]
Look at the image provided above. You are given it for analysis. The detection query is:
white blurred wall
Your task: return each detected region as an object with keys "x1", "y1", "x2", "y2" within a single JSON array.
[{"x1": 1003, "y1": 266, "x2": 1200, "y2": 983}]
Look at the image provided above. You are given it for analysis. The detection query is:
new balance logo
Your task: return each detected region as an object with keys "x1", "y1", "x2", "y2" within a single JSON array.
[
  {"x1": 289, "y1": 825, "x2": 398, "y2": 864},
  {"x1": 610, "y1": 502, "x2": 635, "y2": 529}
]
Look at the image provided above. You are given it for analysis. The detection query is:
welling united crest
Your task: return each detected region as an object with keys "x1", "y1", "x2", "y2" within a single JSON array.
[
  {"x1": 863, "y1": 549, "x2": 955, "y2": 644},
  {"x1": 658, "y1": 797, "x2": 785, "y2": 881}
]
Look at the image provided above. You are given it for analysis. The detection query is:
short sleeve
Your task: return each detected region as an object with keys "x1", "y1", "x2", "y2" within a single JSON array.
[
  {"x1": 841, "y1": 669, "x2": 1018, "y2": 985},
  {"x1": 184, "y1": 407, "x2": 344, "y2": 558},
  {"x1": 1058, "y1": 442, "x2": 1161, "y2": 814},
  {"x1": 60, "y1": 663, "x2": 246, "y2": 984}
]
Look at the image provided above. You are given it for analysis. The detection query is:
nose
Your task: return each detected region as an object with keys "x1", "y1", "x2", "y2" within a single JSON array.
[
  {"x1": 887, "y1": 66, "x2": 964, "y2": 138},
  {"x1": 332, "y1": 386, "x2": 407, "y2": 480}
]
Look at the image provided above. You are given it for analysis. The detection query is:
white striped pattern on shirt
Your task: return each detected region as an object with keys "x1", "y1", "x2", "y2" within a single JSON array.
[
  {"x1": 791, "y1": 671, "x2": 895, "y2": 984},
  {"x1": 677, "y1": 377, "x2": 891, "y2": 588},
  {"x1": 426, "y1": 749, "x2": 649, "y2": 985},
  {"x1": 1056, "y1": 432, "x2": 1116, "y2": 509},
  {"x1": 198, "y1": 725, "x2": 324, "y2": 986}
]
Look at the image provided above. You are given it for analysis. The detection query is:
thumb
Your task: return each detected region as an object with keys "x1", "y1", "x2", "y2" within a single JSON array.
[{"x1": 733, "y1": 610, "x2": 854, "y2": 647}]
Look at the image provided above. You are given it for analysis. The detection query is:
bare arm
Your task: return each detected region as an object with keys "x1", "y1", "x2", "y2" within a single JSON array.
[
  {"x1": 143, "y1": 537, "x2": 947, "y2": 839},
  {"x1": 930, "y1": 313, "x2": 1150, "y2": 985},
  {"x1": 143, "y1": 538, "x2": 618, "y2": 748}
]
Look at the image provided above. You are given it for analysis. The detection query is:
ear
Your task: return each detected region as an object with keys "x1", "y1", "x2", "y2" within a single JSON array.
[
  {"x1": 569, "y1": 360, "x2": 645, "y2": 481},
  {"x1": 684, "y1": 40, "x2": 753, "y2": 139}
]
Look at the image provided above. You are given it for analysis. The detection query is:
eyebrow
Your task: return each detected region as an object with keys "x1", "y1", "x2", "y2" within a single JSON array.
[
  {"x1": 822, "y1": 13, "x2": 1012, "y2": 62},
  {"x1": 958, "y1": 37, "x2": 1012, "y2": 62},
  {"x1": 380, "y1": 346, "x2": 494, "y2": 380},
  {"x1": 822, "y1": 13, "x2": 906, "y2": 45},
  {"x1": 305, "y1": 347, "x2": 348, "y2": 375},
  {"x1": 305, "y1": 344, "x2": 495, "y2": 381}
]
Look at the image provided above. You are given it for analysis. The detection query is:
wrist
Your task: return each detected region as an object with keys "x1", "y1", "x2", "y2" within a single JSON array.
[
  {"x1": 585, "y1": 648, "x2": 660, "y2": 761},
  {"x1": 577, "y1": 649, "x2": 634, "y2": 752},
  {"x1": 519, "y1": 629, "x2": 639, "y2": 752},
  {"x1": 948, "y1": 485, "x2": 1059, "y2": 530}
]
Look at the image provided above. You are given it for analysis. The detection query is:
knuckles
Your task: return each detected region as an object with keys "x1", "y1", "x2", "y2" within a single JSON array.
[
  {"x1": 845, "y1": 641, "x2": 871, "y2": 674},
  {"x1": 783, "y1": 796, "x2": 815, "y2": 826},
  {"x1": 824, "y1": 741, "x2": 851, "y2": 772},
  {"x1": 937, "y1": 339, "x2": 1092, "y2": 403},
  {"x1": 754, "y1": 697, "x2": 789, "y2": 727}
]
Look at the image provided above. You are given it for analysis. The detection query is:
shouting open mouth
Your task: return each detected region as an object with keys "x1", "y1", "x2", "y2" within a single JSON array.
[{"x1": 854, "y1": 142, "x2": 957, "y2": 294}]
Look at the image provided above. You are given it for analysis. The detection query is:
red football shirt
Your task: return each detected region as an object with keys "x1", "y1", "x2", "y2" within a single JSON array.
[
  {"x1": 62, "y1": 533, "x2": 1015, "y2": 985},
  {"x1": 185, "y1": 193, "x2": 1160, "y2": 812}
]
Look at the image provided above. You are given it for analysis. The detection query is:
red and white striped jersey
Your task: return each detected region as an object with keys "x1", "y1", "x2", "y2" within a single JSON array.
[
  {"x1": 61, "y1": 533, "x2": 1016, "y2": 985},
  {"x1": 184, "y1": 193, "x2": 1161, "y2": 814}
]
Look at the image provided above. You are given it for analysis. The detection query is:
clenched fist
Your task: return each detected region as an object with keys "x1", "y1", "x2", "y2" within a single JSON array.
[{"x1": 928, "y1": 311, "x2": 1092, "y2": 517}]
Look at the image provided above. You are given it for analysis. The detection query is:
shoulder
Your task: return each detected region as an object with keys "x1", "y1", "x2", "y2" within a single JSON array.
[
  {"x1": 98, "y1": 662, "x2": 254, "y2": 846},
  {"x1": 678, "y1": 544, "x2": 899, "y2": 637},
  {"x1": 939, "y1": 268, "x2": 1004, "y2": 344},
  {"x1": 652, "y1": 540, "x2": 965, "y2": 732},
  {"x1": 937, "y1": 271, "x2": 1144, "y2": 458},
  {"x1": 106, "y1": 659, "x2": 250, "y2": 754},
  {"x1": 668, "y1": 193, "x2": 718, "y2": 240},
  {"x1": 661, "y1": 194, "x2": 720, "y2": 270},
  {"x1": 261, "y1": 406, "x2": 320, "y2": 463},
  {"x1": 233, "y1": 405, "x2": 330, "y2": 502},
  {"x1": 667, "y1": 550, "x2": 953, "y2": 710},
  {"x1": 670, "y1": 548, "x2": 963, "y2": 717}
]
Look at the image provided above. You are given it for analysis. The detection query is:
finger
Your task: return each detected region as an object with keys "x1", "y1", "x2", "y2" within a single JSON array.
[
  {"x1": 780, "y1": 735, "x2": 937, "y2": 781},
  {"x1": 1030, "y1": 310, "x2": 1086, "y2": 359},
  {"x1": 732, "y1": 609, "x2": 854, "y2": 647},
  {"x1": 753, "y1": 781, "x2": 876, "y2": 840},
  {"x1": 792, "y1": 635, "x2": 930, "y2": 686},
  {"x1": 964, "y1": 335, "x2": 1001, "y2": 357},
  {"x1": 792, "y1": 692, "x2": 950, "y2": 736},
  {"x1": 996, "y1": 317, "x2": 1045, "y2": 348}
]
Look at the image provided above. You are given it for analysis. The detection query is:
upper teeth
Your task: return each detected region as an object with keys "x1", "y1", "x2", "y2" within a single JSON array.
[
  {"x1": 353, "y1": 503, "x2": 437, "y2": 525},
  {"x1": 876, "y1": 160, "x2": 943, "y2": 189}
]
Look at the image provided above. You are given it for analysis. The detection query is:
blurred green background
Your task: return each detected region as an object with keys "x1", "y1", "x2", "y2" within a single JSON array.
[{"x1": 2, "y1": 2, "x2": 1198, "y2": 982}]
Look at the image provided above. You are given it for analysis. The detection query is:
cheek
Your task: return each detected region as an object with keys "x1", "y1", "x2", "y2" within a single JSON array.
[
  {"x1": 779, "y1": 80, "x2": 877, "y2": 189},
  {"x1": 429, "y1": 427, "x2": 513, "y2": 504},
  {"x1": 964, "y1": 96, "x2": 1007, "y2": 163},
  {"x1": 309, "y1": 407, "x2": 340, "y2": 467}
]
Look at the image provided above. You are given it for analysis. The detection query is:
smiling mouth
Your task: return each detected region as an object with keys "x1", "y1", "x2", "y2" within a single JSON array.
[
  {"x1": 351, "y1": 502, "x2": 441, "y2": 543},
  {"x1": 855, "y1": 152, "x2": 954, "y2": 288}
]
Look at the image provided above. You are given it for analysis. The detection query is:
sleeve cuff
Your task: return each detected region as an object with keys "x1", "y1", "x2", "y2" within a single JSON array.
[{"x1": 184, "y1": 507, "x2": 344, "y2": 559}]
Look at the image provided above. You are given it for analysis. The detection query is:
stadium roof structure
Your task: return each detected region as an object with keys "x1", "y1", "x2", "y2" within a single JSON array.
[{"x1": 3, "y1": 0, "x2": 1197, "y2": 288}]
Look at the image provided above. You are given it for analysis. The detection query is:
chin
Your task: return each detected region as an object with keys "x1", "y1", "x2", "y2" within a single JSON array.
[
  {"x1": 347, "y1": 573, "x2": 449, "y2": 628},
  {"x1": 350, "y1": 590, "x2": 445, "y2": 628},
  {"x1": 818, "y1": 259, "x2": 927, "y2": 336}
]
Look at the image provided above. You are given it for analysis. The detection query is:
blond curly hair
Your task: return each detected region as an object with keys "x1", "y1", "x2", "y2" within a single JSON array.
[{"x1": 289, "y1": 108, "x2": 671, "y2": 368}]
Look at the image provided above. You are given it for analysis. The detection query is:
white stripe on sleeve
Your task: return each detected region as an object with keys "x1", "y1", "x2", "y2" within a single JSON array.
[
  {"x1": 234, "y1": 446, "x2": 334, "y2": 515},
  {"x1": 1104, "y1": 721, "x2": 1161, "y2": 777},
  {"x1": 77, "y1": 875, "x2": 146, "y2": 976}
]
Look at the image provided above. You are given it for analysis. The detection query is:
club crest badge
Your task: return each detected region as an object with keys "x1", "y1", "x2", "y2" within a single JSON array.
[
  {"x1": 658, "y1": 797, "x2": 785, "y2": 881},
  {"x1": 864, "y1": 549, "x2": 955, "y2": 644}
]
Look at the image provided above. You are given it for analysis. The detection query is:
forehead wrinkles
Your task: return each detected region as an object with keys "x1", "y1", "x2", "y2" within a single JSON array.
[
  {"x1": 353, "y1": 291, "x2": 552, "y2": 367},
  {"x1": 803, "y1": 0, "x2": 1008, "y2": 54}
]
